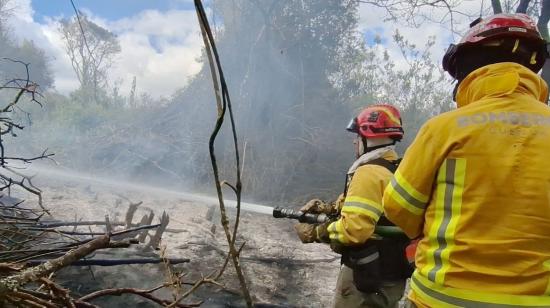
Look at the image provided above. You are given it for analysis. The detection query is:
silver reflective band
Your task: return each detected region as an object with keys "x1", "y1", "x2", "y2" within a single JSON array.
[
  {"x1": 397, "y1": 278, "x2": 413, "y2": 308},
  {"x1": 428, "y1": 159, "x2": 456, "y2": 282},
  {"x1": 343, "y1": 201, "x2": 383, "y2": 217},
  {"x1": 412, "y1": 276, "x2": 542, "y2": 308},
  {"x1": 391, "y1": 178, "x2": 427, "y2": 210},
  {"x1": 353, "y1": 251, "x2": 379, "y2": 265}
]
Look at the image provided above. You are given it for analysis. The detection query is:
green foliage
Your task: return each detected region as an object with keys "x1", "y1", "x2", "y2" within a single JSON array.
[{"x1": 351, "y1": 30, "x2": 453, "y2": 151}]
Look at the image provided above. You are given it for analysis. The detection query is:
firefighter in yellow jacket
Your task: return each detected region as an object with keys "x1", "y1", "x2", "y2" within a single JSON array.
[
  {"x1": 295, "y1": 104, "x2": 412, "y2": 308},
  {"x1": 383, "y1": 13, "x2": 550, "y2": 307}
]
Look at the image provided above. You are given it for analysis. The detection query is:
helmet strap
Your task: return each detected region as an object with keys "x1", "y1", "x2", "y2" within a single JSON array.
[
  {"x1": 512, "y1": 39, "x2": 520, "y2": 53},
  {"x1": 452, "y1": 81, "x2": 459, "y2": 102},
  {"x1": 358, "y1": 137, "x2": 368, "y2": 156},
  {"x1": 530, "y1": 51, "x2": 538, "y2": 64}
]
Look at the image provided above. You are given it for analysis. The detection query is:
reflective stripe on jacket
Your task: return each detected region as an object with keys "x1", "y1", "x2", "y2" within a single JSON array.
[
  {"x1": 383, "y1": 62, "x2": 550, "y2": 306},
  {"x1": 328, "y1": 150, "x2": 398, "y2": 245}
]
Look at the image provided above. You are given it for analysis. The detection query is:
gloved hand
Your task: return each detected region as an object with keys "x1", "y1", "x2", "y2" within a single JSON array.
[
  {"x1": 333, "y1": 194, "x2": 345, "y2": 212},
  {"x1": 300, "y1": 198, "x2": 336, "y2": 215},
  {"x1": 294, "y1": 222, "x2": 330, "y2": 243},
  {"x1": 294, "y1": 223, "x2": 316, "y2": 243}
]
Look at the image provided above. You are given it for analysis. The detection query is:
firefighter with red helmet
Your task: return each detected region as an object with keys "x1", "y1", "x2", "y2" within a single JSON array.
[
  {"x1": 295, "y1": 104, "x2": 413, "y2": 307},
  {"x1": 383, "y1": 13, "x2": 550, "y2": 307},
  {"x1": 443, "y1": 13, "x2": 547, "y2": 99}
]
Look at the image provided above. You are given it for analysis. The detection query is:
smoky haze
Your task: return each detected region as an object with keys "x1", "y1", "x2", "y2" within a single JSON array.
[{"x1": 8, "y1": 0, "x2": 453, "y2": 206}]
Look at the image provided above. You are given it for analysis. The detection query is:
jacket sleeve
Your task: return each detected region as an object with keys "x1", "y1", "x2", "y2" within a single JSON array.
[
  {"x1": 383, "y1": 122, "x2": 442, "y2": 238},
  {"x1": 328, "y1": 165, "x2": 386, "y2": 245}
]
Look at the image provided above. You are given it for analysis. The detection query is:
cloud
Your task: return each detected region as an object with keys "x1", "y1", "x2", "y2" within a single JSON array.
[
  {"x1": 5, "y1": 2, "x2": 203, "y2": 98},
  {"x1": 106, "y1": 10, "x2": 203, "y2": 98}
]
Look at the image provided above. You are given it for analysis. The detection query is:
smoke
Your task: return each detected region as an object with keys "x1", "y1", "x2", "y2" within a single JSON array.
[{"x1": 10, "y1": 0, "x2": 452, "y2": 206}]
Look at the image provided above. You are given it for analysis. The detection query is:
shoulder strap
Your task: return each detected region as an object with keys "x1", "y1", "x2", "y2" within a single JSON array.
[
  {"x1": 342, "y1": 157, "x2": 401, "y2": 198},
  {"x1": 364, "y1": 157, "x2": 401, "y2": 173}
]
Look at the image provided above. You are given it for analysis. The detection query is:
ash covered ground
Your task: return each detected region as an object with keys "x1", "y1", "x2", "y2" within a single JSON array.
[{"x1": 15, "y1": 165, "x2": 340, "y2": 307}]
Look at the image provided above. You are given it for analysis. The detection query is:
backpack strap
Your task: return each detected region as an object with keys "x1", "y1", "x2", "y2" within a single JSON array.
[
  {"x1": 343, "y1": 158, "x2": 401, "y2": 198},
  {"x1": 364, "y1": 158, "x2": 401, "y2": 227},
  {"x1": 364, "y1": 157, "x2": 401, "y2": 173}
]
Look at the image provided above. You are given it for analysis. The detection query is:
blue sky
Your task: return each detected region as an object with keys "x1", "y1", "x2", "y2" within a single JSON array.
[{"x1": 364, "y1": 27, "x2": 387, "y2": 46}]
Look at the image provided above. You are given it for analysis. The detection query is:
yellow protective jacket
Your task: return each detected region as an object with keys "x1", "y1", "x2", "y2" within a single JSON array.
[
  {"x1": 383, "y1": 62, "x2": 550, "y2": 307},
  {"x1": 328, "y1": 149, "x2": 398, "y2": 245}
]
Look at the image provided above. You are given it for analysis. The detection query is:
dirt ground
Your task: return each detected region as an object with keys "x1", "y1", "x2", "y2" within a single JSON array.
[{"x1": 15, "y1": 165, "x2": 341, "y2": 307}]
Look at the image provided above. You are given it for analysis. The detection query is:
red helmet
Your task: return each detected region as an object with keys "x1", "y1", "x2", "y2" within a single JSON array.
[
  {"x1": 443, "y1": 13, "x2": 547, "y2": 79},
  {"x1": 346, "y1": 104, "x2": 403, "y2": 140}
]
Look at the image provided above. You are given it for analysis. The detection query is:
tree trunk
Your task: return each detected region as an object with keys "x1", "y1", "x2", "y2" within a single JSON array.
[
  {"x1": 492, "y1": 0, "x2": 503, "y2": 13},
  {"x1": 516, "y1": 0, "x2": 531, "y2": 13},
  {"x1": 538, "y1": 0, "x2": 550, "y2": 41}
]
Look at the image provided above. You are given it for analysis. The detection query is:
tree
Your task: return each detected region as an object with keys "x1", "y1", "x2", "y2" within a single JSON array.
[
  {"x1": 158, "y1": 0, "x2": 367, "y2": 202},
  {"x1": 59, "y1": 12, "x2": 120, "y2": 104},
  {"x1": 0, "y1": 0, "x2": 52, "y2": 89},
  {"x1": 358, "y1": 0, "x2": 550, "y2": 87},
  {"x1": 25, "y1": 0, "x2": 454, "y2": 205},
  {"x1": 64, "y1": 0, "x2": 453, "y2": 203},
  {"x1": 0, "y1": 38, "x2": 53, "y2": 90},
  {"x1": 354, "y1": 31, "x2": 453, "y2": 151}
]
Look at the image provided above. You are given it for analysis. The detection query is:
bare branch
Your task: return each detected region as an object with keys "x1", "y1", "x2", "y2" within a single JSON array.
[
  {"x1": 492, "y1": 0, "x2": 504, "y2": 13},
  {"x1": 539, "y1": 0, "x2": 550, "y2": 40},
  {"x1": 517, "y1": 0, "x2": 532, "y2": 13},
  {"x1": 0, "y1": 235, "x2": 110, "y2": 292},
  {"x1": 80, "y1": 283, "x2": 201, "y2": 308},
  {"x1": 195, "y1": 0, "x2": 253, "y2": 306}
]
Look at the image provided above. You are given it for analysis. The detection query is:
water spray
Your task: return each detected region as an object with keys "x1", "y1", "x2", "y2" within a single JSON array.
[{"x1": 18, "y1": 164, "x2": 275, "y2": 216}]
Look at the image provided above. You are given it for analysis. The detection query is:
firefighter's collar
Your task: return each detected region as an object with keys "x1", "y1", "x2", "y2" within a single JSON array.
[
  {"x1": 347, "y1": 145, "x2": 396, "y2": 175},
  {"x1": 456, "y1": 62, "x2": 547, "y2": 107}
]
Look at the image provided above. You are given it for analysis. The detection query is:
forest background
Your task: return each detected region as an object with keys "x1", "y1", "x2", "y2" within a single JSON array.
[{"x1": 3, "y1": 0, "x2": 547, "y2": 204}]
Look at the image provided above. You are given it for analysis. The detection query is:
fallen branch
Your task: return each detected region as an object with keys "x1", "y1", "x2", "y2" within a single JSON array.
[
  {"x1": 63, "y1": 224, "x2": 160, "y2": 248},
  {"x1": 25, "y1": 257, "x2": 190, "y2": 267},
  {"x1": 35, "y1": 220, "x2": 127, "y2": 228},
  {"x1": 7, "y1": 290, "x2": 58, "y2": 308},
  {"x1": 0, "y1": 234, "x2": 110, "y2": 293},
  {"x1": 0, "y1": 239, "x2": 139, "y2": 262},
  {"x1": 80, "y1": 286, "x2": 201, "y2": 308},
  {"x1": 32, "y1": 219, "x2": 184, "y2": 233}
]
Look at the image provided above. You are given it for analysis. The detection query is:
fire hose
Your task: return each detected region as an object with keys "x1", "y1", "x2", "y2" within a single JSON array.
[{"x1": 272, "y1": 206, "x2": 406, "y2": 238}]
